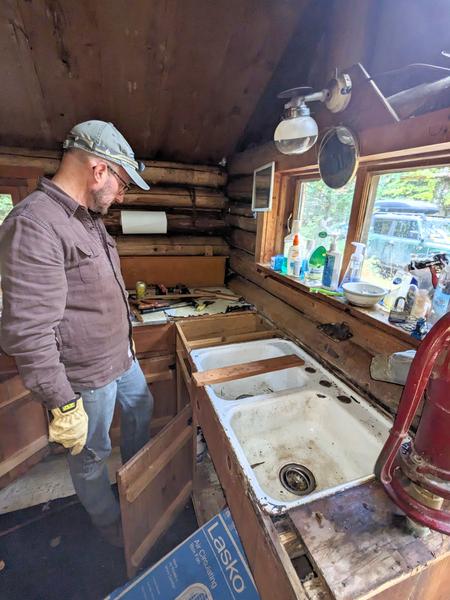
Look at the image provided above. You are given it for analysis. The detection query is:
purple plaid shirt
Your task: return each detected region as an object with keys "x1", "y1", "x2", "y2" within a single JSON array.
[{"x1": 0, "y1": 178, "x2": 132, "y2": 408}]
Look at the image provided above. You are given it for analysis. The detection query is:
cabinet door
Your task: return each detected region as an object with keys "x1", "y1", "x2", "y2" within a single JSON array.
[{"x1": 117, "y1": 404, "x2": 195, "y2": 578}]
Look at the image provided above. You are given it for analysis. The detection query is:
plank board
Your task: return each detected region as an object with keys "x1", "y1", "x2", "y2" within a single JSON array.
[
  {"x1": 120, "y1": 256, "x2": 226, "y2": 288},
  {"x1": 187, "y1": 329, "x2": 282, "y2": 350},
  {"x1": 193, "y1": 354, "x2": 304, "y2": 387},
  {"x1": 289, "y1": 481, "x2": 450, "y2": 600},
  {"x1": 117, "y1": 236, "x2": 229, "y2": 257}
]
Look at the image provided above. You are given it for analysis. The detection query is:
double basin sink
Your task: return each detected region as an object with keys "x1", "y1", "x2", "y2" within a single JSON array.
[{"x1": 191, "y1": 338, "x2": 392, "y2": 514}]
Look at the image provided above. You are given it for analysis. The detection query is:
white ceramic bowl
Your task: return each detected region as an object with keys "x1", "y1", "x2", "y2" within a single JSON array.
[{"x1": 342, "y1": 281, "x2": 388, "y2": 307}]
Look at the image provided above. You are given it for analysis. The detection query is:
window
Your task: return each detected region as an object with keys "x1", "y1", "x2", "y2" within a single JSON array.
[
  {"x1": 373, "y1": 217, "x2": 393, "y2": 236},
  {"x1": 0, "y1": 193, "x2": 14, "y2": 225},
  {"x1": 295, "y1": 178, "x2": 356, "y2": 253},
  {"x1": 393, "y1": 219, "x2": 420, "y2": 240},
  {"x1": 361, "y1": 166, "x2": 450, "y2": 287}
]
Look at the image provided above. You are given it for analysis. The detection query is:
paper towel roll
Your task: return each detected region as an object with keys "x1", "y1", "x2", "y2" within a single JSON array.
[{"x1": 121, "y1": 211, "x2": 167, "y2": 234}]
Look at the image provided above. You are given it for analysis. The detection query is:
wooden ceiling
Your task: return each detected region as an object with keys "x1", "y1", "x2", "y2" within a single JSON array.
[{"x1": 1, "y1": 0, "x2": 312, "y2": 163}]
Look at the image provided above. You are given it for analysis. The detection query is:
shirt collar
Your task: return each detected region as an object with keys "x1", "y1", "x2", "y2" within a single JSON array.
[{"x1": 37, "y1": 177, "x2": 86, "y2": 218}]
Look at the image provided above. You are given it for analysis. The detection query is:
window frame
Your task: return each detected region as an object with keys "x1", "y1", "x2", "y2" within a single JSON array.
[
  {"x1": 0, "y1": 166, "x2": 43, "y2": 206},
  {"x1": 256, "y1": 152, "x2": 450, "y2": 284}
]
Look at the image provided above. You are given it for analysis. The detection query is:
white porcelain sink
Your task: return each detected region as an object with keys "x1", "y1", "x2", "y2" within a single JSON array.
[
  {"x1": 191, "y1": 339, "x2": 308, "y2": 401},
  {"x1": 191, "y1": 337, "x2": 392, "y2": 514},
  {"x1": 227, "y1": 388, "x2": 390, "y2": 513}
]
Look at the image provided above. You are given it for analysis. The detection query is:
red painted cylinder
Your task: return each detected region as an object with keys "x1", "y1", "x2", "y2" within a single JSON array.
[
  {"x1": 375, "y1": 312, "x2": 450, "y2": 534},
  {"x1": 414, "y1": 351, "x2": 450, "y2": 471}
]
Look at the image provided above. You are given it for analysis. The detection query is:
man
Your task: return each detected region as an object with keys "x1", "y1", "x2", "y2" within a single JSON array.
[{"x1": 0, "y1": 121, "x2": 154, "y2": 545}]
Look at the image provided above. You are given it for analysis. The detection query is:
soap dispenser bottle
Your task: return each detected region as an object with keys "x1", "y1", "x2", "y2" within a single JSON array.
[
  {"x1": 322, "y1": 235, "x2": 342, "y2": 289},
  {"x1": 340, "y1": 242, "x2": 365, "y2": 287}
]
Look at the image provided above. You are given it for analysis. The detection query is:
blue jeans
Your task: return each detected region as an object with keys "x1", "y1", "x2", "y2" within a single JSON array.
[{"x1": 67, "y1": 359, "x2": 153, "y2": 527}]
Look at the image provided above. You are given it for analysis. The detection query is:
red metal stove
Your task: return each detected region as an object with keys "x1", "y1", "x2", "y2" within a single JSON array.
[{"x1": 375, "y1": 312, "x2": 450, "y2": 533}]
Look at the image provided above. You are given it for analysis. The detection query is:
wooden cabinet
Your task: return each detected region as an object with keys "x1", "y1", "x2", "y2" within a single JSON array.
[
  {"x1": 133, "y1": 322, "x2": 175, "y2": 355},
  {"x1": 0, "y1": 372, "x2": 49, "y2": 489},
  {"x1": 136, "y1": 323, "x2": 178, "y2": 436},
  {"x1": 111, "y1": 323, "x2": 178, "y2": 444}
]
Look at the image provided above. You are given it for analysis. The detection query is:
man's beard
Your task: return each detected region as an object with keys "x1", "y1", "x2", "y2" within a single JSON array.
[{"x1": 90, "y1": 182, "x2": 115, "y2": 215}]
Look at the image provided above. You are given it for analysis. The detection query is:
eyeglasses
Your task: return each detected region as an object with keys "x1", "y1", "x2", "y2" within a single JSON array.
[{"x1": 107, "y1": 165, "x2": 131, "y2": 194}]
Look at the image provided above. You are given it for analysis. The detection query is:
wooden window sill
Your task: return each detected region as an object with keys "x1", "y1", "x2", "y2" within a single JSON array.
[{"x1": 256, "y1": 263, "x2": 420, "y2": 348}]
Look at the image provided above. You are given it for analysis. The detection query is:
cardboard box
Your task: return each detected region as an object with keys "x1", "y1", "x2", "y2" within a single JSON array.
[{"x1": 106, "y1": 508, "x2": 260, "y2": 599}]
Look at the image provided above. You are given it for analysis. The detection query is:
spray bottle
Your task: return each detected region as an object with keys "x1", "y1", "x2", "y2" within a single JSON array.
[
  {"x1": 340, "y1": 242, "x2": 365, "y2": 287},
  {"x1": 282, "y1": 219, "x2": 300, "y2": 273},
  {"x1": 287, "y1": 234, "x2": 301, "y2": 276}
]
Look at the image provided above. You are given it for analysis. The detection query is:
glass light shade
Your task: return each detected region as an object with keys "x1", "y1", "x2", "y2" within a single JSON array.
[{"x1": 274, "y1": 115, "x2": 318, "y2": 155}]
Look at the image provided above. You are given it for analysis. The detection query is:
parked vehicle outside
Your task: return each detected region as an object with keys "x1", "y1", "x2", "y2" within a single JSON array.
[{"x1": 366, "y1": 212, "x2": 450, "y2": 269}]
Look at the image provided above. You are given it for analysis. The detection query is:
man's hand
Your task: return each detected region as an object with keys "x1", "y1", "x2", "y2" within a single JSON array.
[{"x1": 48, "y1": 397, "x2": 88, "y2": 455}]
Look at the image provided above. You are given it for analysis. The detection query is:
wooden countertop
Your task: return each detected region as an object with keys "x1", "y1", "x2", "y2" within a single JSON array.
[{"x1": 288, "y1": 480, "x2": 450, "y2": 600}]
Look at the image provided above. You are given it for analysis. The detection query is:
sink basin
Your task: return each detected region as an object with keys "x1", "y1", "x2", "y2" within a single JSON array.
[
  {"x1": 191, "y1": 339, "x2": 309, "y2": 401},
  {"x1": 191, "y1": 336, "x2": 392, "y2": 513},
  {"x1": 226, "y1": 387, "x2": 391, "y2": 513}
]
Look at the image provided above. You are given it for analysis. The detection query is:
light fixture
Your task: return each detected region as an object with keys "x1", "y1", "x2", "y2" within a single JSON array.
[{"x1": 274, "y1": 73, "x2": 352, "y2": 155}]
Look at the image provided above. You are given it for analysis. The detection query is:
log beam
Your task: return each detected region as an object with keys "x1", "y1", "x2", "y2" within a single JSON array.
[{"x1": 0, "y1": 147, "x2": 227, "y2": 187}]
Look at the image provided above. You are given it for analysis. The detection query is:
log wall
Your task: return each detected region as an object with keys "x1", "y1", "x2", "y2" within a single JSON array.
[{"x1": 0, "y1": 147, "x2": 230, "y2": 261}]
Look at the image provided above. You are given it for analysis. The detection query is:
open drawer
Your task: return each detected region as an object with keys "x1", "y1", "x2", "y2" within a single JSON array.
[
  {"x1": 175, "y1": 311, "x2": 283, "y2": 407},
  {"x1": 175, "y1": 311, "x2": 282, "y2": 354}
]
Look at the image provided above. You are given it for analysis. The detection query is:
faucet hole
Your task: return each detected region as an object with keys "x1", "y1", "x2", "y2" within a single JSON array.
[
  {"x1": 319, "y1": 380, "x2": 332, "y2": 387},
  {"x1": 337, "y1": 395, "x2": 352, "y2": 404}
]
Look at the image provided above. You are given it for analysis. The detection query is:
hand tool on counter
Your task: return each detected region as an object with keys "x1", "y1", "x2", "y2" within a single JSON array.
[
  {"x1": 194, "y1": 299, "x2": 215, "y2": 312},
  {"x1": 225, "y1": 303, "x2": 254, "y2": 313},
  {"x1": 130, "y1": 292, "x2": 242, "y2": 304},
  {"x1": 137, "y1": 298, "x2": 213, "y2": 314},
  {"x1": 191, "y1": 288, "x2": 242, "y2": 301},
  {"x1": 130, "y1": 305, "x2": 144, "y2": 323},
  {"x1": 154, "y1": 283, "x2": 190, "y2": 295}
]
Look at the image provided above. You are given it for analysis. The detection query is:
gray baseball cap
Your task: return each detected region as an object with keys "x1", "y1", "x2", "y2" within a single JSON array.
[{"x1": 63, "y1": 120, "x2": 150, "y2": 190}]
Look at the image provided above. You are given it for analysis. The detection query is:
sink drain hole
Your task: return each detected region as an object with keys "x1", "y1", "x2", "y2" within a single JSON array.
[{"x1": 279, "y1": 463, "x2": 316, "y2": 496}]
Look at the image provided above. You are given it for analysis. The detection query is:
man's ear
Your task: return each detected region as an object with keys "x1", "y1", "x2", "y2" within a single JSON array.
[{"x1": 91, "y1": 161, "x2": 108, "y2": 184}]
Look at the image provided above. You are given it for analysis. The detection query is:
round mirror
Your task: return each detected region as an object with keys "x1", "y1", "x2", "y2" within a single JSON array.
[{"x1": 318, "y1": 126, "x2": 359, "y2": 189}]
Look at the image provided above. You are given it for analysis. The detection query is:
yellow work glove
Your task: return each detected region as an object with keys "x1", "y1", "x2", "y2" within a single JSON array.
[{"x1": 48, "y1": 396, "x2": 88, "y2": 456}]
